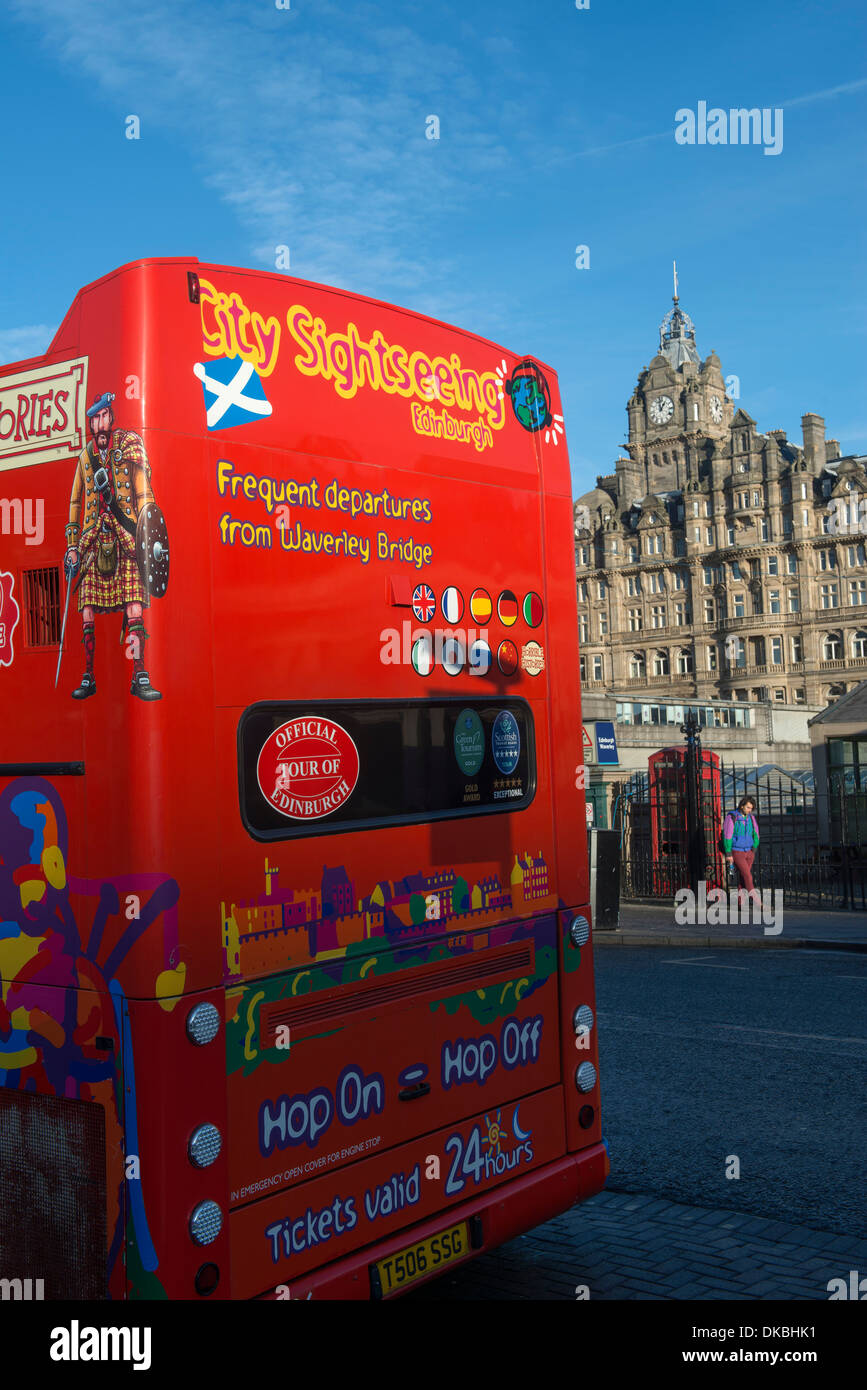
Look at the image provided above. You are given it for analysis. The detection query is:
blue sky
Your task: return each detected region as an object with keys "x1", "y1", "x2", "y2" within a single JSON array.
[{"x1": 0, "y1": 0, "x2": 864, "y2": 494}]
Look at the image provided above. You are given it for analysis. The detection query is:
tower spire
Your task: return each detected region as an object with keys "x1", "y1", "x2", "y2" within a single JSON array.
[
  {"x1": 658, "y1": 262, "x2": 699, "y2": 368},
  {"x1": 673, "y1": 259, "x2": 679, "y2": 303}
]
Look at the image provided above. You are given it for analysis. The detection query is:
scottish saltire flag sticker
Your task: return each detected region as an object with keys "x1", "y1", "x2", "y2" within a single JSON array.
[
  {"x1": 412, "y1": 584, "x2": 436, "y2": 622},
  {"x1": 412, "y1": 636, "x2": 433, "y2": 676},
  {"x1": 193, "y1": 354, "x2": 273, "y2": 431},
  {"x1": 441, "y1": 586, "x2": 464, "y2": 623}
]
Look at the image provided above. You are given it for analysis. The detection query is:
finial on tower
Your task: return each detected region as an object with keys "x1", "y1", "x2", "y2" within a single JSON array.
[{"x1": 673, "y1": 259, "x2": 679, "y2": 303}]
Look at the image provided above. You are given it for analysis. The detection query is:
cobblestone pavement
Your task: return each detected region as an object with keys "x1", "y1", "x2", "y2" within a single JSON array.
[{"x1": 408, "y1": 1189, "x2": 867, "y2": 1300}]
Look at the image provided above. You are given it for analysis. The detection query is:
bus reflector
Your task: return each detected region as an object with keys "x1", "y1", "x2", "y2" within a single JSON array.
[
  {"x1": 575, "y1": 1062, "x2": 597, "y2": 1093},
  {"x1": 188, "y1": 1123, "x2": 223, "y2": 1168},
  {"x1": 569, "y1": 915, "x2": 590, "y2": 947},
  {"x1": 186, "y1": 1002, "x2": 220, "y2": 1046},
  {"x1": 190, "y1": 1200, "x2": 223, "y2": 1246},
  {"x1": 573, "y1": 1004, "x2": 594, "y2": 1034}
]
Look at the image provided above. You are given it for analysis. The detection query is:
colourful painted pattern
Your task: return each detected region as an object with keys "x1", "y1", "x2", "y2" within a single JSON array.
[
  {"x1": 0, "y1": 777, "x2": 182, "y2": 1294},
  {"x1": 221, "y1": 849, "x2": 556, "y2": 981}
]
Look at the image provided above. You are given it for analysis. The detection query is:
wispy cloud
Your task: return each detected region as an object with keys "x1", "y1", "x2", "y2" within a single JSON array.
[
  {"x1": 547, "y1": 74, "x2": 867, "y2": 167},
  {"x1": 0, "y1": 324, "x2": 55, "y2": 362},
  {"x1": 8, "y1": 0, "x2": 521, "y2": 315}
]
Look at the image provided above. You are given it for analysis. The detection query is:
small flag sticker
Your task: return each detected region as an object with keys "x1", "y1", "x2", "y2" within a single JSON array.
[
  {"x1": 523, "y1": 591, "x2": 544, "y2": 627},
  {"x1": 469, "y1": 638, "x2": 491, "y2": 674},
  {"x1": 441, "y1": 636, "x2": 465, "y2": 676},
  {"x1": 497, "y1": 640, "x2": 518, "y2": 676},
  {"x1": 497, "y1": 590, "x2": 518, "y2": 626},
  {"x1": 412, "y1": 635, "x2": 433, "y2": 676},
  {"x1": 441, "y1": 586, "x2": 464, "y2": 623},
  {"x1": 412, "y1": 584, "x2": 436, "y2": 623},
  {"x1": 469, "y1": 587, "x2": 492, "y2": 623}
]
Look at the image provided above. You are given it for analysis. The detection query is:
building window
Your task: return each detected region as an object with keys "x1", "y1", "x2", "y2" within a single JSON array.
[
  {"x1": 761, "y1": 519, "x2": 769, "y2": 542},
  {"x1": 674, "y1": 537, "x2": 686, "y2": 557},
  {"x1": 650, "y1": 605, "x2": 666, "y2": 629},
  {"x1": 649, "y1": 572, "x2": 665, "y2": 594},
  {"x1": 629, "y1": 653, "x2": 645, "y2": 679},
  {"x1": 847, "y1": 544, "x2": 866, "y2": 568},
  {"x1": 627, "y1": 576, "x2": 641, "y2": 597},
  {"x1": 787, "y1": 554, "x2": 798, "y2": 574},
  {"x1": 850, "y1": 580, "x2": 867, "y2": 606},
  {"x1": 781, "y1": 484, "x2": 791, "y2": 503},
  {"x1": 823, "y1": 632, "x2": 842, "y2": 660},
  {"x1": 854, "y1": 630, "x2": 867, "y2": 660},
  {"x1": 593, "y1": 655, "x2": 604, "y2": 681},
  {"x1": 769, "y1": 589, "x2": 781, "y2": 614},
  {"x1": 707, "y1": 645, "x2": 717, "y2": 671},
  {"x1": 647, "y1": 534, "x2": 663, "y2": 555},
  {"x1": 580, "y1": 656, "x2": 586, "y2": 681},
  {"x1": 578, "y1": 545, "x2": 590, "y2": 566},
  {"x1": 727, "y1": 526, "x2": 736, "y2": 546},
  {"x1": 767, "y1": 555, "x2": 779, "y2": 576},
  {"x1": 579, "y1": 616, "x2": 589, "y2": 643},
  {"x1": 628, "y1": 608, "x2": 643, "y2": 632},
  {"x1": 702, "y1": 565, "x2": 713, "y2": 585},
  {"x1": 791, "y1": 635, "x2": 803, "y2": 663},
  {"x1": 734, "y1": 593, "x2": 745, "y2": 618},
  {"x1": 578, "y1": 581, "x2": 588, "y2": 601},
  {"x1": 794, "y1": 687, "x2": 805, "y2": 702},
  {"x1": 771, "y1": 636, "x2": 783, "y2": 665},
  {"x1": 774, "y1": 689, "x2": 786, "y2": 702},
  {"x1": 801, "y1": 482, "x2": 808, "y2": 500},
  {"x1": 676, "y1": 648, "x2": 693, "y2": 675},
  {"x1": 706, "y1": 527, "x2": 714, "y2": 545},
  {"x1": 783, "y1": 517, "x2": 793, "y2": 538},
  {"x1": 674, "y1": 602, "x2": 690, "y2": 626},
  {"x1": 705, "y1": 499, "x2": 713, "y2": 517},
  {"x1": 597, "y1": 580, "x2": 606, "y2": 600},
  {"x1": 820, "y1": 583, "x2": 839, "y2": 609},
  {"x1": 653, "y1": 650, "x2": 670, "y2": 677},
  {"x1": 752, "y1": 589, "x2": 763, "y2": 617},
  {"x1": 610, "y1": 539, "x2": 618, "y2": 555},
  {"x1": 788, "y1": 588, "x2": 800, "y2": 613},
  {"x1": 673, "y1": 569, "x2": 687, "y2": 590},
  {"x1": 628, "y1": 543, "x2": 639, "y2": 562},
  {"x1": 753, "y1": 490, "x2": 761, "y2": 507},
  {"x1": 802, "y1": 509, "x2": 810, "y2": 527},
  {"x1": 731, "y1": 561, "x2": 742, "y2": 580},
  {"x1": 704, "y1": 598, "x2": 715, "y2": 622},
  {"x1": 729, "y1": 637, "x2": 746, "y2": 668},
  {"x1": 599, "y1": 613, "x2": 609, "y2": 637},
  {"x1": 819, "y1": 548, "x2": 837, "y2": 570}
]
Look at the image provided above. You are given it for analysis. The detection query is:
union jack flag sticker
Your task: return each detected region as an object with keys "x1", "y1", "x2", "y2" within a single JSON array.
[{"x1": 412, "y1": 583, "x2": 436, "y2": 623}]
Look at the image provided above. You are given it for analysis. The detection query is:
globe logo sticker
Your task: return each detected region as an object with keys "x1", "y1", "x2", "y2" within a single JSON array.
[
  {"x1": 492, "y1": 710, "x2": 520, "y2": 776},
  {"x1": 502, "y1": 359, "x2": 565, "y2": 444},
  {"x1": 454, "y1": 708, "x2": 484, "y2": 777},
  {"x1": 257, "y1": 716, "x2": 359, "y2": 820}
]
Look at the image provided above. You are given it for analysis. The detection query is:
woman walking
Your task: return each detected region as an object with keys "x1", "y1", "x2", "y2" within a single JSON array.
[{"x1": 723, "y1": 796, "x2": 760, "y2": 904}]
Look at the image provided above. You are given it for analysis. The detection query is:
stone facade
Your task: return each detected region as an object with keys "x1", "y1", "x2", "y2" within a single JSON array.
[{"x1": 575, "y1": 283, "x2": 867, "y2": 709}]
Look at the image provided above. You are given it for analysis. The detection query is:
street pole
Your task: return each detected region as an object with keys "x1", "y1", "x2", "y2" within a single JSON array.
[{"x1": 681, "y1": 711, "x2": 705, "y2": 898}]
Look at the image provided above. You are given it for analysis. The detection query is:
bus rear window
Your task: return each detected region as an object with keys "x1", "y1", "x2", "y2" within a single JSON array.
[{"x1": 238, "y1": 698, "x2": 536, "y2": 841}]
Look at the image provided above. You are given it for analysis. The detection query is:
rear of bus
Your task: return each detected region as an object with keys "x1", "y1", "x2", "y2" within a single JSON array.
[{"x1": 0, "y1": 258, "x2": 606, "y2": 1300}]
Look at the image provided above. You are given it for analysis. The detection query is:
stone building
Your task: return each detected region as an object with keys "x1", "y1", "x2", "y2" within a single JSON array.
[{"x1": 575, "y1": 274, "x2": 867, "y2": 710}]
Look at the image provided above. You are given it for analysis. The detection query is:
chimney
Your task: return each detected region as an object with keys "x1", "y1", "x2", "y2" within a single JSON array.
[
  {"x1": 801, "y1": 413, "x2": 825, "y2": 468},
  {"x1": 825, "y1": 438, "x2": 841, "y2": 462}
]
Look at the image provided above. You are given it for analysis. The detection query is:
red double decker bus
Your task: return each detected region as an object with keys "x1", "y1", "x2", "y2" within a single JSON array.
[{"x1": 0, "y1": 258, "x2": 606, "y2": 1300}]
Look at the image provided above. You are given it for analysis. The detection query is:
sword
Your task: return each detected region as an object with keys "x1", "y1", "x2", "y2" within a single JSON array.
[{"x1": 55, "y1": 553, "x2": 79, "y2": 689}]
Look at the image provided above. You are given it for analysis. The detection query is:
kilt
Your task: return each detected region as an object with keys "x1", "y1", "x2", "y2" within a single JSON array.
[{"x1": 77, "y1": 515, "x2": 148, "y2": 612}]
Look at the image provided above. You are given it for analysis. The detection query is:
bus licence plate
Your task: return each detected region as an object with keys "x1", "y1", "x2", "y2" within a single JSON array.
[{"x1": 372, "y1": 1221, "x2": 470, "y2": 1297}]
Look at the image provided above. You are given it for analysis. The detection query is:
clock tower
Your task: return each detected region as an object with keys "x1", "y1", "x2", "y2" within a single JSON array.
[{"x1": 625, "y1": 263, "x2": 732, "y2": 495}]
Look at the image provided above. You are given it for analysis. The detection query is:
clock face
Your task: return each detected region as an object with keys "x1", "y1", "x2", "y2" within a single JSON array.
[
  {"x1": 710, "y1": 395, "x2": 723, "y2": 423},
  {"x1": 649, "y1": 395, "x2": 674, "y2": 425}
]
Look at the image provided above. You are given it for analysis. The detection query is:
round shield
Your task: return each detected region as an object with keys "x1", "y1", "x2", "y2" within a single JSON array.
[{"x1": 135, "y1": 503, "x2": 170, "y2": 598}]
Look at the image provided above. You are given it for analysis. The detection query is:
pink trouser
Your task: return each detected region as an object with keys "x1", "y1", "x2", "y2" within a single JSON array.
[{"x1": 731, "y1": 849, "x2": 755, "y2": 894}]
